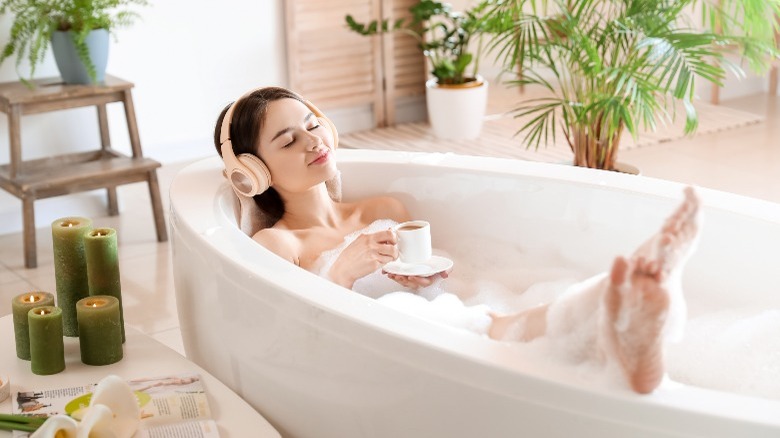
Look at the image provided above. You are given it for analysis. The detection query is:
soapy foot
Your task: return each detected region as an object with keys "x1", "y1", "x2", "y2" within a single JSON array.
[{"x1": 603, "y1": 187, "x2": 701, "y2": 393}]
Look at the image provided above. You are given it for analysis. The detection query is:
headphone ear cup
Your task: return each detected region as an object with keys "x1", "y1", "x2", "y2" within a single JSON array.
[{"x1": 236, "y1": 153, "x2": 272, "y2": 196}]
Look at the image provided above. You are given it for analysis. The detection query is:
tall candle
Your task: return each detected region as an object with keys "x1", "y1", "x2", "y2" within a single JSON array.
[
  {"x1": 52, "y1": 216, "x2": 92, "y2": 337},
  {"x1": 11, "y1": 292, "x2": 56, "y2": 360},
  {"x1": 28, "y1": 306, "x2": 65, "y2": 375},
  {"x1": 76, "y1": 295, "x2": 123, "y2": 365},
  {"x1": 84, "y1": 227, "x2": 125, "y2": 343}
]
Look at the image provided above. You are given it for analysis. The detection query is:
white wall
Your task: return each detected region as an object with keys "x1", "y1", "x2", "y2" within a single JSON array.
[{"x1": 0, "y1": 0, "x2": 289, "y2": 234}]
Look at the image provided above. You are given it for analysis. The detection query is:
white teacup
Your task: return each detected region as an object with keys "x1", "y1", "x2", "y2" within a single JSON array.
[{"x1": 394, "y1": 220, "x2": 432, "y2": 264}]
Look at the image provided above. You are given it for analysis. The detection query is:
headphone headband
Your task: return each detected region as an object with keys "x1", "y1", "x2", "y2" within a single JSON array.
[{"x1": 220, "y1": 87, "x2": 338, "y2": 197}]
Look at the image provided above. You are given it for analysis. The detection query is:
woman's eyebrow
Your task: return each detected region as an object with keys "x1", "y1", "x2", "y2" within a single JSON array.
[{"x1": 271, "y1": 113, "x2": 315, "y2": 143}]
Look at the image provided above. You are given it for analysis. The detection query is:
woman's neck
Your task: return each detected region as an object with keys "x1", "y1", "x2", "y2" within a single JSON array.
[{"x1": 277, "y1": 183, "x2": 346, "y2": 230}]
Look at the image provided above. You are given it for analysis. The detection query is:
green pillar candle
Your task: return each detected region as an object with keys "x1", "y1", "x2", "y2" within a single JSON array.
[
  {"x1": 84, "y1": 227, "x2": 125, "y2": 343},
  {"x1": 76, "y1": 295, "x2": 123, "y2": 366},
  {"x1": 28, "y1": 306, "x2": 66, "y2": 375},
  {"x1": 11, "y1": 292, "x2": 55, "y2": 360},
  {"x1": 52, "y1": 216, "x2": 93, "y2": 337}
]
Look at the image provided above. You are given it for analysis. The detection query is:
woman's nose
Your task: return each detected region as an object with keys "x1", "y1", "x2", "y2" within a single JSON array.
[{"x1": 304, "y1": 130, "x2": 321, "y2": 150}]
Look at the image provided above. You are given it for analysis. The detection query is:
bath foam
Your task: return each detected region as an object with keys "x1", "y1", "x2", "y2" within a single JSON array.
[
  {"x1": 378, "y1": 292, "x2": 492, "y2": 335},
  {"x1": 667, "y1": 308, "x2": 780, "y2": 400},
  {"x1": 315, "y1": 220, "x2": 780, "y2": 400},
  {"x1": 433, "y1": 234, "x2": 585, "y2": 314}
]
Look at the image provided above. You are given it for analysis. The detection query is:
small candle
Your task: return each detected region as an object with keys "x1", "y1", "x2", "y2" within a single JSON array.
[
  {"x1": 85, "y1": 227, "x2": 125, "y2": 343},
  {"x1": 52, "y1": 216, "x2": 93, "y2": 337},
  {"x1": 76, "y1": 295, "x2": 123, "y2": 365},
  {"x1": 28, "y1": 306, "x2": 66, "y2": 375},
  {"x1": 11, "y1": 292, "x2": 55, "y2": 360}
]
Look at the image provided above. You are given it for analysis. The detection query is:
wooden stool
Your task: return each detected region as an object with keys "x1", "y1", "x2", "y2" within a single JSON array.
[{"x1": 0, "y1": 75, "x2": 168, "y2": 268}]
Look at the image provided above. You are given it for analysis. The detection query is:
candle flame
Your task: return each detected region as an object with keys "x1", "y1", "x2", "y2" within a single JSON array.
[
  {"x1": 61, "y1": 220, "x2": 78, "y2": 228},
  {"x1": 24, "y1": 294, "x2": 40, "y2": 303},
  {"x1": 92, "y1": 303, "x2": 98, "y2": 308},
  {"x1": 37, "y1": 308, "x2": 50, "y2": 315}
]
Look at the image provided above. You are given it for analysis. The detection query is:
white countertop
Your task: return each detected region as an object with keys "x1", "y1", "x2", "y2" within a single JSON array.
[{"x1": 0, "y1": 315, "x2": 280, "y2": 437}]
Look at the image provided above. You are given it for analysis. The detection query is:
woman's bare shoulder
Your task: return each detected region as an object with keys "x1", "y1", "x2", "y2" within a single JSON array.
[
  {"x1": 252, "y1": 227, "x2": 302, "y2": 265},
  {"x1": 357, "y1": 195, "x2": 411, "y2": 223}
]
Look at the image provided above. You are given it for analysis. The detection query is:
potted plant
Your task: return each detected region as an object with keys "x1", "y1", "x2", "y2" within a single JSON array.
[
  {"x1": 0, "y1": 0, "x2": 148, "y2": 87},
  {"x1": 346, "y1": 0, "x2": 491, "y2": 140},
  {"x1": 481, "y1": 0, "x2": 780, "y2": 171}
]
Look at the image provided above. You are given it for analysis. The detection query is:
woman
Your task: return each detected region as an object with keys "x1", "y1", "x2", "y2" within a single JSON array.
[{"x1": 214, "y1": 86, "x2": 701, "y2": 394}]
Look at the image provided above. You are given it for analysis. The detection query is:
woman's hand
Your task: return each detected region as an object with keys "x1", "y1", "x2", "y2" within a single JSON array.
[
  {"x1": 328, "y1": 229, "x2": 398, "y2": 289},
  {"x1": 384, "y1": 270, "x2": 450, "y2": 290}
]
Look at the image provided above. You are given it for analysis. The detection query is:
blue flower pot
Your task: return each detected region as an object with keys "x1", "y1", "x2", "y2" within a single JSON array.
[{"x1": 51, "y1": 29, "x2": 109, "y2": 84}]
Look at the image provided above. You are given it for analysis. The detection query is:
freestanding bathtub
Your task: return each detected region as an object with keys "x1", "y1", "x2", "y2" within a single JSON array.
[{"x1": 170, "y1": 150, "x2": 780, "y2": 438}]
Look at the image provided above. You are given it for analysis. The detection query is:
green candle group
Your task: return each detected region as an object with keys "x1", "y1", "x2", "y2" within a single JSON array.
[
  {"x1": 85, "y1": 227, "x2": 125, "y2": 343},
  {"x1": 11, "y1": 292, "x2": 55, "y2": 360},
  {"x1": 52, "y1": 216, "x2": 93, "y2": 337},
  {"x1": 76, "y1": 295, "x2": 123, "y2": 366},
  {"x1": 28, "y1": 306, "x2": 65, "y2": 375}
]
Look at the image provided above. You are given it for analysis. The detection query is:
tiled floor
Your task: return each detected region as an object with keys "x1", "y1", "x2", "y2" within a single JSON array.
[{"x1": 0, "y1": 91, "x2": 778, "y2": 357}]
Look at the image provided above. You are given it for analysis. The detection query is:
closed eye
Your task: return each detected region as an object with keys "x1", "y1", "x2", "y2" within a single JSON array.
[{"x1": 308, "y1": 124, "x2": 321, "y2": 131}]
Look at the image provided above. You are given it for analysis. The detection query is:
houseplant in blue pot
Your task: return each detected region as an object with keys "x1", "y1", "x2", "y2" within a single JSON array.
[{"x1": 0, "y1": 0, "x2": 148, "y2": 86}]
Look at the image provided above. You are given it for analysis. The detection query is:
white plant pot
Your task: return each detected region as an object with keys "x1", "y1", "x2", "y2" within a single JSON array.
[{"x1": 425, "y1": 75, "x2": 488, "y2": 140}]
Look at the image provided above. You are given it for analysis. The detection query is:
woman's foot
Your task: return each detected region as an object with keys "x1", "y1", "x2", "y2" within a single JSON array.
[
  {"x1": 603, "y1": 255, "x2": 670, "y2": 393},
  {"x1": 603, "y1": 187, "x2": 701, "y2": 393}
]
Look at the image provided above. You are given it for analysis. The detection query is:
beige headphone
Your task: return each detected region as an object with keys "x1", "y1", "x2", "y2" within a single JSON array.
[{"x1": 219, "y1": 88, "x2": 339, "y2": 197}]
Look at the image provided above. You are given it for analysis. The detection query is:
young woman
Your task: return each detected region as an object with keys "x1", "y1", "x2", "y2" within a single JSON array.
[{"x1": 214, "y1": 86, "x2": 701, "y2": 394}]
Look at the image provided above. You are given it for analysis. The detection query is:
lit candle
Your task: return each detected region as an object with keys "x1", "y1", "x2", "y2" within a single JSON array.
[
  {"x1": 11, "y1": 291, "x2": 55, "y2": 360},
  {"x1": 28, "y1": 306, "x2": 66, "y2": 375},
  {"x1": 76, "y1": 296, "x2": 123, "y2": 365},
  {"x1": 84, "y1": 227, "x2": 125, "y2": 343},
  {"x1": 52, "y1": 216, "x2": 93, "y2": 337}
]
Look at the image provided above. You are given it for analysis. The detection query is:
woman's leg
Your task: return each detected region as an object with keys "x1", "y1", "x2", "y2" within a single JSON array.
[{"x1": 489, "y1": 188, "x2": 701, "y2": 393}]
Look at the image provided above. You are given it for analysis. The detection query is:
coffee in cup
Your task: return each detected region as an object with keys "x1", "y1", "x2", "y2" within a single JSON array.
[{"x1": 394, "y1": 220, "x2": 432, "y2": 264}]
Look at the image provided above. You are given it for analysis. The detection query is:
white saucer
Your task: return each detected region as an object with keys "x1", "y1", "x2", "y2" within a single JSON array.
[{"x1": 383, "y1": 256, "x2": 454, "y2": 277}]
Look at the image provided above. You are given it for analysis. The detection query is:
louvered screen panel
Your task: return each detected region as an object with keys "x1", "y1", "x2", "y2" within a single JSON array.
[
  {"x1": 286, "y1": 0, "x2": 386, "y2": 124},
  {"x1": 381, "y1": 0, "x2": 427, "y2": 124},
  {"x1": 389, "y1": 0, "x2": 426, "y2": 97}
]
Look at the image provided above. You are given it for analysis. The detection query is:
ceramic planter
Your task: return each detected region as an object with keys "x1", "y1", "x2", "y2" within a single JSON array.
[
  {"x1": 51, "y1": 29, "x2": 109, "y2": 85},
  {"x1": 425, "y1": 75, "x2": 488, "y2": 140}
]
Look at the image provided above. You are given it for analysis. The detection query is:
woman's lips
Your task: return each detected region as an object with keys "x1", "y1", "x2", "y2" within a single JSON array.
[{"x1": 309, "y1": 149, "x2": 330, "y2": 165}]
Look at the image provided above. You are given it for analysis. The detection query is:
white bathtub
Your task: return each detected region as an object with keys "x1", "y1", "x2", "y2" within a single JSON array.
[{"x1": 169, "y1": 150, "x2": 780, "y2": 438}]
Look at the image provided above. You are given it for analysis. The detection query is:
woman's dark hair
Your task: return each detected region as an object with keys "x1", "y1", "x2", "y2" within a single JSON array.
[{"x1": 214, "y1": 87, "x2": 306, "y2": 224}]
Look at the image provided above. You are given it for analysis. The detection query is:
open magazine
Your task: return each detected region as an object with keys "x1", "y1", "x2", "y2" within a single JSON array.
[{"x1": 11, "y1": 372, "x2": 219, "y2": 438}]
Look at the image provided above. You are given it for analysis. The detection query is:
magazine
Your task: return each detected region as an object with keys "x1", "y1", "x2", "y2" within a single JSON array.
[{"x1": 11, "y1": 372, "x2": 219, "y2": 438}]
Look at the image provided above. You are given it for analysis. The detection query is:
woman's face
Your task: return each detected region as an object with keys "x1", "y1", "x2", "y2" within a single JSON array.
[{"x1": 256, "y1": 98, "x2": 338, "y2": 193}]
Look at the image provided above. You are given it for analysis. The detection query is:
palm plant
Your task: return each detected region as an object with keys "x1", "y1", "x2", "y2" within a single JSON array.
[{"x1": 482, "y1": 0, "x2": 780, "y2": 170}]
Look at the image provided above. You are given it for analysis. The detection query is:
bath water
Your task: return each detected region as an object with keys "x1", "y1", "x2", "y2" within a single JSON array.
[{"x1": 315, "y1": 220, "x2": 780, "y2": 400}]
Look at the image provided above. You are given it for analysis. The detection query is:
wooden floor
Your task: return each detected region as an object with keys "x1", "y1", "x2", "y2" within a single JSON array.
[{"x1": 341, "y1": 84, "x2": 766, "y2": 167}]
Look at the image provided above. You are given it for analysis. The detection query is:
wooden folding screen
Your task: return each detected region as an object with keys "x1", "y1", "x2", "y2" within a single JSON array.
[{"x1": 285, "y1": 0, "x2": 426, "y2": 126}]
